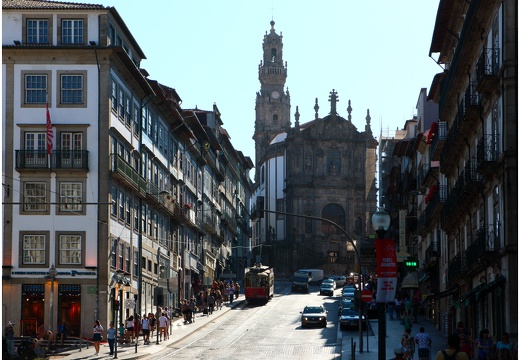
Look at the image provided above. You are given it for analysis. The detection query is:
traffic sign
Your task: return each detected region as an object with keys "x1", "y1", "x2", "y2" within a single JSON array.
[
  {"x1": 361, "y1": 289, "x2": 373, "y2": 303},
  {"x1": 125, "y1": 299, "x2": 135, "y2": 309}
]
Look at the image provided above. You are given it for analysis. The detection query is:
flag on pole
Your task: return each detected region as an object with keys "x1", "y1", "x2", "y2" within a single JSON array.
[{"x1": 46, "y1": 100, "x2": 53, "y2": 155}]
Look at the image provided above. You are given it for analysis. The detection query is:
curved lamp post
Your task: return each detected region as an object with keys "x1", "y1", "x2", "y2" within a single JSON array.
[
  {"x1": 48, "y1": 264, "x2": 57, "y2": 333},
  {"x1": 371, "y1": 209, "x2": 391, "y2": 360}
]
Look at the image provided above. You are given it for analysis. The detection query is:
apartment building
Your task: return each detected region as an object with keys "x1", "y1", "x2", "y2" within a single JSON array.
[
  {"x1": 2, "y1": 0, "x2": 253, "y2": 338},
  {"x1": 384, "y1": 0, "x2": 517, "y2": 339}
]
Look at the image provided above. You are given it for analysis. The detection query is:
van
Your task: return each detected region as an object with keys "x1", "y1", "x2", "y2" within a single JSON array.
[{"x1": 296, "y1": 269, "x2": 324, "y2": 285}]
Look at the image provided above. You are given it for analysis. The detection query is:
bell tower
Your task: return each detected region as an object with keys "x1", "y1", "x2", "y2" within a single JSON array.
[{"x1": 253, "y1": 20, "x2": 291, "y2": 170}]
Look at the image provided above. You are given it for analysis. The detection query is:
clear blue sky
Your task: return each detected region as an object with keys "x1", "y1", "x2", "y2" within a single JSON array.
[{"x1": 103, "y1": 0, "x2": 441, "y2": 169}]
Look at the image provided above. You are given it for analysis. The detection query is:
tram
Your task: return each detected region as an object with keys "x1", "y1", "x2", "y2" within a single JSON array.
[{"x1": 244, "y1": 263, "x2": 275, "y2": 303}]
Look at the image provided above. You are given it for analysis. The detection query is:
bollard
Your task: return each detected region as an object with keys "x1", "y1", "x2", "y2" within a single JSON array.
[{"x1": 351, "y1": 337, "x2": 356, "y2": 360}]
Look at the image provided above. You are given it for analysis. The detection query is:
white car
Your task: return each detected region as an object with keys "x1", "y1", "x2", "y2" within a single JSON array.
[
  {"x1": 322, "y1": 278, "x2": 336, "y2": 289},
  {"x1": 335, "y1": 276, "x2": 347, "y2": 287},
  {"x1": 301, "y1": 305, "x2": 328, "y2": 328}
]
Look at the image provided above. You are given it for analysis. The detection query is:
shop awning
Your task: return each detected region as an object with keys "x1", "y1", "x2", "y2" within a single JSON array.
[
  {"x1": 423, "y1": 286, "x2": 458, "y2": 302},
  {"x1": 453, "y1": 283, "x2": 486, "y2": 306}
]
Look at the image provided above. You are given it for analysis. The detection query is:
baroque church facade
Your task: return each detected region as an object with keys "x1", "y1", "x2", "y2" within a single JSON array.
[{"x1": 251, "y1": 21, "x2": 378, "y2": 276}]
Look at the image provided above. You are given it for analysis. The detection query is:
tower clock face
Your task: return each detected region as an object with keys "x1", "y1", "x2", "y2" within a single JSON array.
[{"x1": 271, "y1": 91, "x2": 280, "y2": 99}]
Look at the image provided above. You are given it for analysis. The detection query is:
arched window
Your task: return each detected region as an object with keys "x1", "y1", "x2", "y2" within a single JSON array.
[
  {"x1": 272, "y1": 114, "x2": 278, "y2": 125},
  {"x1": 271, "y1": 48, "x2": 277, "y2": 62},
  {"x1": 321, "y1": 204, "x2": 345, "y2": 235}
]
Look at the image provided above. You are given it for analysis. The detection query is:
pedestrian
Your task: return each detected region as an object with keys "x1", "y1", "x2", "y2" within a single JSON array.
[
  {"x1": 208, "y1": 292, "x2": 215, "y2": 315},
  {"x1": 234, "y1": 282, "x2": 240, "y2": 299},
  {"x1": 158, "y1": 313, "x2": 167, "y2": 340},
  {"x1": 126, "y1": 315, "x2": 134, "y2": 343},
  {"x1": 141, "y1": 315, "x2": 150, "y2": 345},
  {"x1": 415, "y1": 326, "x2": 432, "y2": 360},
  {"x1": 228, "y1": 283, "x2": 235, "y2": 303},
  {"x1": 454, "y1": 321, "x2": 474, "y2": 345},
  {"x1": 395, "y1": 297, "x2": 403, "y2": 320},
  {"x1": 55, "y1": 320, "x2": 66, "y2": 346},
  {"x1": 106, "y1": 322, "x2": 116, "y2": 355},
  {"x1": 189, "y1": 298, "x2": 197, "y2": 322},
  {"x1": 215, "y1": 290, "x2": 222, "y2": 310},
  {"x1": 496, "y1": 332, "x2": 514, "y2": 359},
  {"x1": 149, "y1": 313, "x2": 156, "y2": 337},
  {"x1": 412, "y1": 289, "x2": 422, "y2": 323},
  {"x1": 118, "y1": 322, "x2": 125, "y2": 345},
  {"x1": 4, "y1": 321, "x2": 15, "y2": 357},
  {"x1": 477, "y1": 329, "x2": 494, "y2": 360},
  {"x1": 402, "y1": 310, "x2": 413, "y2": 332},
  {"x1": 92, "y1": 319, "x2": 103, "y2": 356},
  {"x1": 434, "y1": 334, "x2": 469, "y2": 360},
  {"x1": 459, "y1": 334, "x2": 473, "y2": 360},
  {"x1": 401, "y1": 328, "x2": 415, "y2": 360},
  {"x1": 392, "y1": 345, "x2": 406, "y2": 360}
]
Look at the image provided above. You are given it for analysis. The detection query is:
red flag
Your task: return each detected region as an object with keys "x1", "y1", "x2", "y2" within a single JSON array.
[{"x1": 46, "y1": 101, "x2": 53, "y2": 155}]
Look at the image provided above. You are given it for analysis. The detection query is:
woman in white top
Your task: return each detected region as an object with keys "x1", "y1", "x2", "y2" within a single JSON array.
[{"x1": 92, "y1": 320, "x2": 103, "y2": 356}]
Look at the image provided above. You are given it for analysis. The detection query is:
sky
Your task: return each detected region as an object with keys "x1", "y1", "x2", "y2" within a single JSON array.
[{"x1": 101, "y1": 0, "x2": 442, "y2": 172}]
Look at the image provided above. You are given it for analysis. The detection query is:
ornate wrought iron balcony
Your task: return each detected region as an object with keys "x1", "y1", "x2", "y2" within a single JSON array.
[{"x1": 16, "y1": 150, "x2": 89, "y2": 170}]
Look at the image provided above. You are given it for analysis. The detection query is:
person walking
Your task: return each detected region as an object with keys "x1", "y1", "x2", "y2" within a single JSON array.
[
  {"x1": 434, "y1": 334, "x2": 469, "y2": 360},
  {"x1": 459, "y1": 334, "x2": 473, "y2": 360},
  {"x1": 106, "y1": 322, "x2": 116, "y2": 356},
  {"x1": 496, "y1": 332, "x2": 514, "y2": 360},
  {"x1": 4, "y1": 321, "x2": 15, "y2": 357},
  {"x1": 228, "y1": 283, "x2": 235, "y2": 303},
  {"x1": 477, "y1": 329, "x2": 494, "y2": 360},
  {"x1": 158, "y1": 313, "x2": 168, "y2": 340},
  {"x1": 402, "y1": 310, "x2": 413, "y2": 332},
  {"x1": 415, "y1": 327, "x2": 432, "y2": 360},
  {"x1": 401, "y1": 328, "x2": 415, "y2": 360},
  {"x1": 208, "y1": 292, "x2": 215, "y2": 315},
  {"x1": 395, "y1": 297, "x2": 403, "y2": 320},
  {"x1": 55, "y1": 320, "x2": 67, "y2": 346},
  {"x1": 92, "y1": 320, "x2": 103, "y2": 356},
  {"x1": 141, "y1": 315, "x2": 150, "y2": 345},
  {"x1": 189, "y1": 297, "x2": 197, "y2": 322}
]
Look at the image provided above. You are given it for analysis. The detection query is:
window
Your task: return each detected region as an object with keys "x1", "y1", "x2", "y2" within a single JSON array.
[
  {"x1": 118, "y1": 88, "x2": 124, "y2": 119},
  {"x1": 272, "y1": 114, "x2": 278, "y2": 125},
  {"x1": 59, "y1": 182, "x2": 82, "y2": 212},
  {"x1": 24, "y1": 132, "x2": 47, "y2": 166},
  {"x1": 111, "y1": 80, "x2": 118, "y2": 111},
  {"x1": 321, "y1": 203, "x2": 345, "y2": 235},
  {"x1": 111, "y1": 239, "x2": 117, "y2": 268},
  {"x1": 25, "y1": 75, "x2": 47, "y2": 104},
  {"x1": 125, "y1": 195, "x2": 131, "y2": 225},
  {"x1": 118, "y1": 242, "x2": 124, "y2": 270},
  {"x1": 327, "y1": 149, "x2": 341, "y2": 175},
  {"x1": 276, "y1": 198, "x2": 285, "y2": 220},
  {"x1": 125, "y1": 246, "x2": 131, "y2": 273},
  {"x1": 27, "y1": 19, "x2": 49, "y2": 44},
  {"x1": 111, "y1": 186, "x2": 117, "y2": 216},
  {"x1": 24, "y1": 182, "x2": 47, "y2": 212},
  {"x1": 125, "y1": 96, "x2": 131, "y2": 126},
  {"x1": 60, "y1": 132, "x2": 83, "y2": 166},
  {"x1": 133, "y1": 250, "x2": 139, "y2": 276},
  {"x1": 119, "y1": 191, "x2": 125, "y2": 220},
  {"x1": 133, "y1": 103, "x2": 140, "y2": 134},
  {"x1": 133, "y1": 200, "x2": 139, "y2": 230},
  {"x1": 61, "y1": 19, "x2": 83, "y2": 44},
  {"x1": 60, "y1": 74, "x2": 83, "y2": 104},
  {"x1": 59, "y1": 234, "x2": 82, "y2": 265},
  {"x1": 23, "y1": 234, "x2": 46, "y2": 264}
]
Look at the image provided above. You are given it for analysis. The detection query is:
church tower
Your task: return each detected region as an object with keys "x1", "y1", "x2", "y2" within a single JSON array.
[{"x1": 253, "y1": 20, "x2": 291, "y2": 175}]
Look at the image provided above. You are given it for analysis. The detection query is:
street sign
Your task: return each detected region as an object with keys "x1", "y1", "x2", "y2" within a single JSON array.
[
  {"x1": 361, "y1": 289, "x2": 373, "y2": 303},
  {"x1": 125, "y1": 299, "x2": 135, "y2": 309}
]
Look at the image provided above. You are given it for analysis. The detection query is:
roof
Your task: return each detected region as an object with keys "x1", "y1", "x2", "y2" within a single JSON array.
[{"x1": 3, "y1": 0, "x2": 106, "y2": 11}]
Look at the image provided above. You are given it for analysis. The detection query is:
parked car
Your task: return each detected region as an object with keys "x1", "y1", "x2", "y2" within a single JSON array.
[
  {"x1": 300, "y1": 305, "x2": 328, "y2": 328},
  {"x1": 335, "y1": 276, "x2": 347, "y2": 287},
  {"x1": 319, "y1": 283, "x2": 335, "y2": 296},
  {"x1": 339, "y1": 298, "x2": 356, "y2": 313},
  {"x1": 322, "y1": 278, "x2": 336, "y2": 289},
  {"x1": 339, "y1": 307, "x2": 365, "y2": 330}
]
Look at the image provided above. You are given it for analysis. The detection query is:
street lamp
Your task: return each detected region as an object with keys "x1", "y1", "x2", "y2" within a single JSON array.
[
  {"x1": 48, "y1": 264, "x2": 57, "y2": 334},
  {"x1": 372, "y1": 208, "x2": 391, "y2": 360}
]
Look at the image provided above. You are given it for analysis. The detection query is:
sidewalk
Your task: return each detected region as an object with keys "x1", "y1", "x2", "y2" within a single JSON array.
[
  {"x1": 50, "y1": 299, "x2": 245, "y2": 360},
  {"x1": 342, "y1": 313, "x2": 447, "y2": 360}
]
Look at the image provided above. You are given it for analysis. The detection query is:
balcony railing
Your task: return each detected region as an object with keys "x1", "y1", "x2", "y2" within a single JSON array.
[
  {"x1": 448, "y1": 253, "x2": 463, "y2": 283},
  {"x1": 110, "y1": 154, "x2": 146, "y2": 195},
  {"x1": 477, "y1": 134, "x2": 499, "y2": 174},
  {"x1": 425, "y1": 242, "x2": 439, "y2": 267},
  {"x1": 476, "y1": 48, "x2": 500, "y2": 92},
  {"x1": 465, "y1": 225, "x2": 500, "y2": 268},
  {"x1": 16, "y1": 150, "x2": 89, "y2": 170},
  {"x1": 430, "y1": 121, "x2": 447, "y2": 161}
]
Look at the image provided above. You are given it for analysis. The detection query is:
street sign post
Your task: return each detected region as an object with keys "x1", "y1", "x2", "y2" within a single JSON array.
[{"x1": 361, "y1": 289, "x2": 373, "y2": 303}]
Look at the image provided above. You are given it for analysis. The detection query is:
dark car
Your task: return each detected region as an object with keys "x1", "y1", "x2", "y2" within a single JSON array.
[
  {"x1": 301, "y1": 305, "x2": 328, "y2": 328},
  {"x1": 339, "y1": 298, "x2": 356, "y2": 313},
  {"x1": 339, "y1": 307, "x2": 365, "y2": 330},
  {"x1": 319, "y1": 283, "x2": 335, "y2": 296}
]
